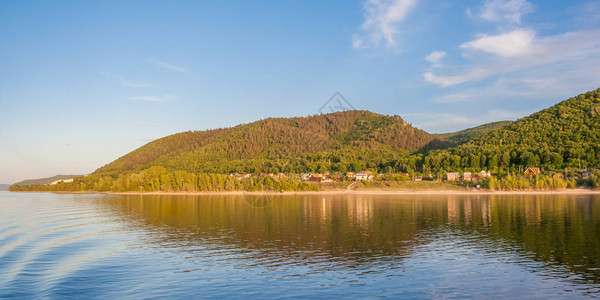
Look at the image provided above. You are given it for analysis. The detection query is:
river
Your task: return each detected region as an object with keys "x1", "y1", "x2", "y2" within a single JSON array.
[{"x1": 1, "y1": 191, "x2": 599, "y2": 298}]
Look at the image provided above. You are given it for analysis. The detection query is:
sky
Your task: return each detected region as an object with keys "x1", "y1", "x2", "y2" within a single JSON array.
[{"x1": 1, "y1": 0, "x2": 599, "y2": 183}]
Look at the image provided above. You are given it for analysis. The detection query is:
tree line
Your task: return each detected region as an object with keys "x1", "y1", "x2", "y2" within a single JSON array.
[{"x1": 10, "y1": 166, "x2": 319, "y2": 193}]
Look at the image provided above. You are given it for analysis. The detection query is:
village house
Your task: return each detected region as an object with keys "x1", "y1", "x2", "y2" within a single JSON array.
[
  {"x1": 462, "y1": 172, "x2": 472, "y2": 182},
  {"x1": 49, "y1": 178, "x2": 74, "y2": 185},
  {"x1": 414, "y1": 176, "x2": 422, "y2": 181},
  {"x1": 355, "y1": 171, "x2": 373, "y2": 181},
  {"x1": 554, "y1": 172, "x2": 565, "y2": 179},
  {"x1": 309, "y1": 173, "x2": 323, "y2": 182},
  {"x1": 232, "y1": 173, "x2": 252, "y2": 180},
  {"x1": 346, "y1": 172, "x2": 356, "y2": 181},
  {"x1": 479, "y1": 170, "x2": 491, "y2": 177},
  {"x1": 524, "y1": 167, "x2": 541, "y2": 178},
  {"x1": 446, "y1": 172, "x2": 459, "y2": 181},
  {"x1": 301, "y1": 173, "x2": 311, "y2": 181}
]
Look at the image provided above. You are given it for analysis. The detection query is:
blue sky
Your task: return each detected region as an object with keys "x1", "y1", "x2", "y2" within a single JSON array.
[{"x1": 1, "y1": 0, "x2": 599, "y2": 183}]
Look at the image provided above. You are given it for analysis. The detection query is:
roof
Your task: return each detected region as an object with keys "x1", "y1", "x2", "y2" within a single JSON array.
[{"x1": 526, "y1": 167, "x2": 541, "y2": 173}]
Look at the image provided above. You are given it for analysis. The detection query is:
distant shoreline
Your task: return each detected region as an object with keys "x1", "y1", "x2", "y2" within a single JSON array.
[{"x1": 11, "y1": 189, "x2": 600, "y2": 196}]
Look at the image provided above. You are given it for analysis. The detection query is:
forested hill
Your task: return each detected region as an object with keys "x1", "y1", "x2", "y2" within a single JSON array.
[
  {"x1": 93, "y1": 88, "x2": 600, "y2": 178},
  {"x1": 423, "y1": 88, "x2": 600, "y2": 173},
  {"x1": 95, "y1": 111, "x2": 447, "y2": 175},
  {"x1": 435, "y1": 121, "x2": 513, "y2": 147},
  {"x1": 13, "y1": 175, "x2": 81, "y2": 186}
]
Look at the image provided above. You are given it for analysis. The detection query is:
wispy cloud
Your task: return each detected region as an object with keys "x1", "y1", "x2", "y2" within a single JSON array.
[
  {"x1": 406, "y1": 109, "x2": 524, "y2": 132},
  {"x1": 125, "y1": 95, "x2": 175, "y2": 102},
  {"x1": 430, "y1": 59, "x2": 600, "y2": 104},
  {"x1": 468, "y1": 0, "x2": 534, "y2": 25},
  {"x1": 425, "y1": 51, "x2": 446, "y2": 63},
  {"x1": 353, "y1": 0, "x2": 418, "y2": 49},
  {"x1": 101, "y1": 72, "x2": 152, "y2": 88},
  {"x1": 64, "y1": 142, "x2": 72, "y2": 146},
  {"x1": 425, "y1": 50, "x2": 446, "y2": 68},
  {"x1": 118, "y1": 76, "x2": 151, "y2": 88},
  {"x1": 151, "y1": 59, "x2": 187, "y2": 73},
  {"x1": 460, "y1": 28, "x2": 536, "y2": 57}
]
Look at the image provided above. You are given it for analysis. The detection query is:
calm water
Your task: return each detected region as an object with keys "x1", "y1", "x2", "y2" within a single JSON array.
[{"x1": 1, "y1": 192, "x2": 600, "y2": 299}]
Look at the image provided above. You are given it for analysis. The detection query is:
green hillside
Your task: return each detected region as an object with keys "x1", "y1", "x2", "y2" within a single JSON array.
[
  {"x1": 95, "y1": 110, "x2": 447, "y2": 175},
  {"x1": 435, "y1": 121, "x2": 513, "y2": 147},
  {"x1": 421, "y1": 88, "x2": 600, "y2": 174}
]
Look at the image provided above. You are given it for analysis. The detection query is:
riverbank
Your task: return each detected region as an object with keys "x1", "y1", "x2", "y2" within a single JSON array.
[{"x1": 60, "y1": 188, "x2": 600, "y2": 196}]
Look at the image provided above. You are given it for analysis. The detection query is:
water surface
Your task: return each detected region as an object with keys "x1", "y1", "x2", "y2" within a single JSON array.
[{"x1": 1, "y1": 191, "x2": 599, "y2": 298}]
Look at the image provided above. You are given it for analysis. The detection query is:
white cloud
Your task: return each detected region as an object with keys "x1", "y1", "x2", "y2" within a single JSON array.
[
  {"x1": 125, "y1": 95, "x2": 175, "y2": 102},
  {"x1": 425, "y1": 51, "x2": 446, "y2": 63},
  {"x1": 424, "y1": 29, "x2": 600, "y2": 86},
  {"x1": 472, "y1": 0, "x2": 534, "y2": 25},
  {"x1": 460, "y1": 29, "x2": 536, "y2": 57},
  {"x1": 151, "y1": 59, "x2": 187, "y2": 73},
  {"x1": 64, "y1": 142, "x2": 72, "y2": 146},
  {"x1": 353, "y1": 0, "x2": 418, "y2": 49}
]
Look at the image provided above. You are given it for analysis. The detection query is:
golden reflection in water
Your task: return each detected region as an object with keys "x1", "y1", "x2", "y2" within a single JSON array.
[{"x1": 90, "y1": 193, "x2": 600, "y2": 281}]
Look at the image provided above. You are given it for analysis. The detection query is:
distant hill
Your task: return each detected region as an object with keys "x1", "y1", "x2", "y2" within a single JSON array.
[
  {"x1": 13, "y1": 175, "x2": 82, "y2": 186},
  {"x1": 435, "y1": 121, "x2": 514, "y2": 147},
  {"x1": 0, "y1": 184, "x2": 10, "y2": 191},
  {"x1": 94, "y1": 110, "x2": 450, "y2": 175}
]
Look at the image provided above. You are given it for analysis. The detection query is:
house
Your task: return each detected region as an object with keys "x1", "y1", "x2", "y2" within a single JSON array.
[
  {"x1": 582, "y1": 169, "x2": 591, "y2": 180},
  {"x1": 301, "y1": 173, "x2": 311, "y2": 181},
  {"x1": 49, "y1": 178, "x2": 74, "y2": 185},
  {"x1": 554, "y1": 173, "x2": 565, "y2": 179},
  {"x1": 235, "y1": 173, "x2": 251, "y2": 180},
  {"x1": 471, "y1": 175, "x2": 480, "y2": 182},
  {"x1": 524, "y1": 167, "x2": 541, "y2": 178},
  {"x1": 462, "y1": 172, "x2": 472, "y2": 182},
  {"x1": 355, "y1": 171, "x2": 373, "y2": 181},
  {"x1": 446, "y1": 172, "x2": 459, "y2": 181},
  {"x1": 346, "y1": 172, "x2": 356, "y2": 181},
  {"x1": 479, "y1": 170, "x2": 491, "y2": 177},
  {"x1": 309, "y1": 174, "x2": 323, "y2": 182},
  {"x1": 414, "y1": 176, "x2": 422, "y2": 181}
]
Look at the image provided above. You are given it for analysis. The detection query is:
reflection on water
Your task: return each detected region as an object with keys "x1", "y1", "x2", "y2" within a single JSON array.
[{"x1": 1, "y1": 192, "x2": 599, "y2": 298}]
